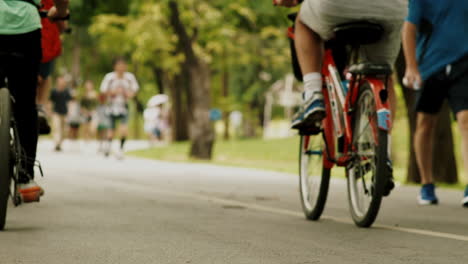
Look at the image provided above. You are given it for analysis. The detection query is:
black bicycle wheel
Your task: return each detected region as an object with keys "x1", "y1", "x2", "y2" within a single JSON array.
[
  {"x1": 299, "y1": 134, "x2": 331, "y2": 221},
  {"x1": 0, "y1": 87, "x2": 12, "y2": 230},
  {"x1": 346, "y1": 83, "x2": 388, "y2": 228}
]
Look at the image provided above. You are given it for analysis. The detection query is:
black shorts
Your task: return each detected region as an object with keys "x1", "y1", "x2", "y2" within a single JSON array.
[
  {"x1": 416, "y1": 55, "x2": 468, "y2": 115},
  {"x1": 38, "y1": 60, "x2": 55, "y2": 79},
  {"x1": 109, "y1": 113, "x2": 129, "y2": 130},
  {"x1": 69, "y1": 123, "x2": 81, "y2": 129}
]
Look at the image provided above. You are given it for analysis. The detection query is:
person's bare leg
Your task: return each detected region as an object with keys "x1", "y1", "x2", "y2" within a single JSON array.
[
  {"x1": 456, "y1": 111, "x2": 468, "y2": 184},
  {"x1": 37, "y1": 77, "x2": 51, "y2": 106},
  {"x1": 119, "y1": 124, "x2": 128, "y2": 150},
  {"x1": 294, "y1": 16, "x2": 323, "y2": 75},
  {"x1": 414, "y1": 113, "x2": 438, "y2": 184},
  {"x1": 292, "y1": 16, "x2": 325, "y2": 129}
]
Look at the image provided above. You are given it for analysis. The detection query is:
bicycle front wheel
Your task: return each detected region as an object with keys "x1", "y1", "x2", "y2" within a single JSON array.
[
  {"x1": 0, "y1": 87, "x2": 12, "y2": 230},
  {"x1": 299, "y1": 133, "x2": 330, "y2": 221},
  {"x1": 346, "y1": 83, "x2": 388, "y2": 228}
]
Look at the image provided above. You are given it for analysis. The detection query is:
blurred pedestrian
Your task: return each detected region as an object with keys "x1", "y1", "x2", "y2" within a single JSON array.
[
  {"x1": 67, "y1": 95, "x2": 82, "y2": 141},
  {"x1": 99, "y1": 57, "x2": 139, "y2": 159},
  {"x1": 144, "y1": 94, "x2": 169, "y2": 145},
  {"x1": 36, "y1": 0, "x2": 69, "y2": 136},
  {"x1": 80, "y1": 80, "x2": 98, "y2": 141},
  {"x1": 49, "y1": 76, "x2": 72, "y2": 151},
  {"x1": 94, "y1": 94, "x2": 112, "y2": 154}
]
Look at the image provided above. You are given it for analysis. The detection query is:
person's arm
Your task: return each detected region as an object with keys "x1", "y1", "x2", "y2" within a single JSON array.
[
  {"x1": 402, "y1": 0, "x2": 424, "y2": 89},
  {"x1": 56, "y1": 21, "x2": 68, "y2": 33},
  {"x1": 125, "y1": 73, "x2": 139, "y2": 99},
  {"x1": 99, "y1": 74, "x2": 114, "y2": 97},
  {"x1": 402, "y1": 22, "x2": 422, "y2": 89},
  {"x1": 48, "y1": 0, "x2": 69, "y2": 20}
]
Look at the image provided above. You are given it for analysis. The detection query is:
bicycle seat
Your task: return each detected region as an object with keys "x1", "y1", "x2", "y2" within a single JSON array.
[
  {"x1": 333, "y1": 21, "x2": 384, "y2": 46},
  {"x1": 349, "y1": 63, "x2": 392, "y2": 75}
]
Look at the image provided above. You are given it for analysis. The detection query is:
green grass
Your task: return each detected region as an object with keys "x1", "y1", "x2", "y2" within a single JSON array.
[
  {"x1": 129, "y1": 116, "x2": 467, "y2": 187},
  {"x1": 129, "y1": 137, "x2": 302, "y2": 174},
  {"x1": 128, "y1": 85, "x2": 468, "y2": 187}
]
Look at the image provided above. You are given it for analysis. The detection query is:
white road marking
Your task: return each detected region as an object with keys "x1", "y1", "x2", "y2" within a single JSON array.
[
  {"x1": 80, "y1": 176, "x2": 468, "y2": 243},
  {"x1": 156, "y1": 189, "x2": 468, "y2": 243}
]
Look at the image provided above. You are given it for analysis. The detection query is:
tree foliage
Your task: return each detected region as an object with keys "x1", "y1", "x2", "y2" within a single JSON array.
[{"x1": 60, "y1": 0, "x2": 295, "y2": 156}]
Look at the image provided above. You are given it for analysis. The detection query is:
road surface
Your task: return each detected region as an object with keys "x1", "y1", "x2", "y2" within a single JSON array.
[{"x1": 1, "y1": 140, "x2": 468, "y2": 263}]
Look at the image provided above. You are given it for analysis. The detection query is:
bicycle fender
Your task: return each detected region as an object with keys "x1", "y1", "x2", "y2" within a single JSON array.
[{"x1": 366, "y1": 78, "x2": 391, "y2": 131}]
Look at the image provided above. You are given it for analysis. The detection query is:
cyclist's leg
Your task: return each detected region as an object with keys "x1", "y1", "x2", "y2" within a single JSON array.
[
  {"x1": 294, "y1": 16, "x2": 323, "y2": 78},
  {"x1": 2, "y1": 30, "x2": 42, "y2": 182},
  {"x1": 292, "y1": 1, "x2": 340, "y2": 129},
  {"x1": 361, "y1": 20, "x2": 403, "y2": 123}
]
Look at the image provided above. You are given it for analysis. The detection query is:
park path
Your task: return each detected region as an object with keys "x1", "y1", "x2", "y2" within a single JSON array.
[{"x1": 1, "y1": 140, "x2": 467, "y2": 264}]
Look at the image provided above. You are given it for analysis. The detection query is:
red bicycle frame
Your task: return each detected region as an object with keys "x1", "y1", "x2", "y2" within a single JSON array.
[{"x1": 320, "y1": 48, "x2": 391, "y2": 169}]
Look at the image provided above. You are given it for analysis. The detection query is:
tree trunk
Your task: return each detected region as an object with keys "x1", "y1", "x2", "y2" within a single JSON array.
[
  {"x1": 169, "y1": 1, "x2": 215, "y2": 159},
  {"x1": 222, "y1": 48, "x2": 230, "y2": 140},
  {"x1": 167, "y1": 72, "x2": 189, "y2": 141},
  {"x1": 152, "y1": 66, "x2": 165, "y2": 94},
  {"x1": 395, "y1": 51, "x2": 458, "y2": 183},
  {"x1": 187, "y1": 61, "x2": 214, "y2": 159}
]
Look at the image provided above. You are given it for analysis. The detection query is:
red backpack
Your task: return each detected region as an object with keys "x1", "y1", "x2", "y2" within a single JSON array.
[{"x1": 40, "y1": 0, "x2": 62, "y2": 63}]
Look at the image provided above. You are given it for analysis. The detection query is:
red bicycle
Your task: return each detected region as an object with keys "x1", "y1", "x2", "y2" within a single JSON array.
[{"x1": 289, "y1": 18, "x2": 393, "y2": 227}]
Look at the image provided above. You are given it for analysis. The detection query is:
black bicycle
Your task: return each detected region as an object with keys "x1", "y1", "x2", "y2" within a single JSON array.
[{"x1": 0, "y1": 52, "x2": 43, "y2": 230}]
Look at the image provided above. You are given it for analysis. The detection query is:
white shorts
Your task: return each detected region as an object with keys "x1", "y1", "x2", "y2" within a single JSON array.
[{"x1": 299, "y1": 0, "x2": 407, "y2": 65}]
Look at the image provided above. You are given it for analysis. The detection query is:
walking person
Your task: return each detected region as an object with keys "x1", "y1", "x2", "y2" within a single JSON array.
[
  {"x1": 36, "y1": 0, "x2": 68, "y2": 135},
  {"x1": 144, "y1": 95, "x2": 169, "y2": 146},
  {"x1": 95, "y1": 94, "x2": 111, "y2": 153},
  {"x1": 403, "y1": 0, "x2": 468, "y2": 206},
  {"x1": 80, "y1": 80, "x2": 98, "y2": 141},
  {"x1": 99, "y1": 57, "x2": 139, "y2": 159},
  {"x1": 67, "y1": 95, "x2": 82, "y2": 141},
  {"x1": 50, "y1": 76, "x2": 72, "y2": 152}
]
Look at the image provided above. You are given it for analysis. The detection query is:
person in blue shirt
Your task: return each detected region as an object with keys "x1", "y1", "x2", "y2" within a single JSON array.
[{"x1": 403, "y1": 0, "x2": 468, "y2": 207}]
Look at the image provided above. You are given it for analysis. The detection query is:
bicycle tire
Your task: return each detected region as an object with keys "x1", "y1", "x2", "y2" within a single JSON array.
[
  {"x1": 346, "y1": 83, "x2": 387, "y2": 228},
  {"x1": 0, "y1": 87, "x2": 12, "y2": 230},
  {"x1": 299, "y1": 134, "x2": 331, "y2": 221}
]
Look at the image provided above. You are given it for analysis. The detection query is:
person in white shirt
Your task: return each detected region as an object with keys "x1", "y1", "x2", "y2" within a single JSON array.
[{"x1": 99, "y1": 57, "x2": 139, "y2": 158}]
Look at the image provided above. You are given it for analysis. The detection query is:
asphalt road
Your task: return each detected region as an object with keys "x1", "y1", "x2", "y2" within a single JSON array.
[{"x1": 1, "y1": 140, "x2": 468, "y2": 264}]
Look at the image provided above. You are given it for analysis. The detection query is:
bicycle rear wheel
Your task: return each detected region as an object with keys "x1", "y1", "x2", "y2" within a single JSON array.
[
  {"x1": 0, "y1": 87, "x2": 12, "y2": 230},
  {"x1": 346, "y1": 83, "x2": 388, "y2": 228},
  {"x1": 299, "y1": 133, "x2": 331, "y2": 221}
]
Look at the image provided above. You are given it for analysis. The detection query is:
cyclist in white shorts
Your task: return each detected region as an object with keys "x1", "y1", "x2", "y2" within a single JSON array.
[{"x1": 275, "y1": 0, "x2": 407, "y2": 130}]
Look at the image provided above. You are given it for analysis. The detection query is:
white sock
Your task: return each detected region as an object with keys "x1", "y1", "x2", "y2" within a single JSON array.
[{"x1": 303, "y1": 72, "x2": 322, "y2": 100}]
